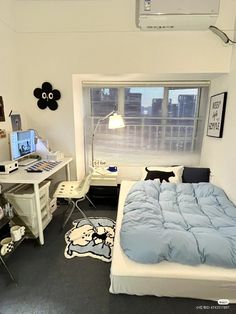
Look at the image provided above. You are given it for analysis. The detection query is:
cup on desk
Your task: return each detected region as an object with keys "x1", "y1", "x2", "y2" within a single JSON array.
[
  {"x1": 0, "y1": 237, "x2": 14, "y2": 256},
  {"x1": 107, "y1": 165, "x2": 117, "y2": 172},
  {"x1": 10, "y1": 225, "x2": 25, "y2": 242}
]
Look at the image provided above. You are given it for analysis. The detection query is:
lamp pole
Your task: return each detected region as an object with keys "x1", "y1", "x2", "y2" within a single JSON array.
[{"x1": 91, "y1": 110, "x2": 116, "y2": 168}]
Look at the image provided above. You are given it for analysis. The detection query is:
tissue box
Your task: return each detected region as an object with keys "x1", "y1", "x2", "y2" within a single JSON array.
[{"x1": 46, "y1": 151, "x2": 64, "y2": 162}]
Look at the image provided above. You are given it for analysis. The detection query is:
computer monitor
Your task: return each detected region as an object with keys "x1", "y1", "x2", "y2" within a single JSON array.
[{"x1": 10, "y1": 130, "x2": 36, "y2": 162}]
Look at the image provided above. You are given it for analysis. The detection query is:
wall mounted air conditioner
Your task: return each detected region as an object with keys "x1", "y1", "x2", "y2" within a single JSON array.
[{"x1": 137, "y1": 0, "x2": 220, "y2": 31}]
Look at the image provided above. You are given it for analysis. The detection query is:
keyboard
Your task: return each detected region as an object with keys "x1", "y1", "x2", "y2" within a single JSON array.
[{"x1": 26, "y1": 160, "x2": 62, "y2": 172}]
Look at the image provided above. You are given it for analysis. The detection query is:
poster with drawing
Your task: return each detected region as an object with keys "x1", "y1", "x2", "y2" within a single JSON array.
[
  {"x1": 207, "y1": 92, "x2": 227, "y2": 138},
  {"x1": 10, "y1": 114, "x2": 22, "y2": 131},
  {"x1": 0, "y1": 96, "x2": 5, "y2": 121}
]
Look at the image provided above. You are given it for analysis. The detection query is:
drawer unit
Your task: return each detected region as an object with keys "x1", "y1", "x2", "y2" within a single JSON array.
[
  {"x1": 4, "y1": 181, "x2": 52, "y2": 237},
  {"x1": 49, "y1": 197, "x2": 57, "y2": 214}
]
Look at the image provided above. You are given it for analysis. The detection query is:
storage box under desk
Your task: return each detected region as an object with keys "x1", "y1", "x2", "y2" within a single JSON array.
[{"x1": 4, "y1": 181, "x2": 52, "y2": 237}]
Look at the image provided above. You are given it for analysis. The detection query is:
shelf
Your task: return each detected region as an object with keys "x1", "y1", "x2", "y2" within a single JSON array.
[
  {"x1": 0, "y1": 217, "x2": 10, "y2": 230},
  {"x1": 1, "y1": 235, "x2": 26, "y2": 260},
  {"x1": 0, "y1": 217, "x2": 25, "y2": 284},
  {"x1": 91, "y1": 167, "x2": 118, "y2": 187}
]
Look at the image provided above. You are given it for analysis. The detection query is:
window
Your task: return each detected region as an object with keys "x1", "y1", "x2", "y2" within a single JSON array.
[{"x1": 84, "y1": 83, "x2": 208, "y2": 166}]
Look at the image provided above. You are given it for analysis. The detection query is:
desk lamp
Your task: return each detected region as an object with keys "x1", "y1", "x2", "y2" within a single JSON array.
[{"x1": 91, "y1": 106, "x2": 125, "y2": 167}]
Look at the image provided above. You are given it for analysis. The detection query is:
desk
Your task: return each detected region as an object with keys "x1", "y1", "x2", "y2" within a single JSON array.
[{"x1": 0, "y1": 157, "x2": 72, "y2": 245}]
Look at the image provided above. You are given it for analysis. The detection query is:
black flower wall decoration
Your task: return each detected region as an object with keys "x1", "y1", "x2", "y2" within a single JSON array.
[{"x1": 33, "y1": 82, "x2": 61, "y2": 111}]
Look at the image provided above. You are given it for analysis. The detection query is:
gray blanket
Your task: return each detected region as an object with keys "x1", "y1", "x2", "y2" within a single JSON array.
[{"x1": 120, "y1": 180, "x2": 236, "y2": 268}]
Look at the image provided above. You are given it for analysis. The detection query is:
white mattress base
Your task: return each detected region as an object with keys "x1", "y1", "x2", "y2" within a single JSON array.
[{"x1": 109, "y1": 181, "x2": 236, "y2": 303}]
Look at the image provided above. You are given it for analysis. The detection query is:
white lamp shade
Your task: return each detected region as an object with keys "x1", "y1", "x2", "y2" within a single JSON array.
[{"x1": 108, "y1": 113, "x2": 125, "y2": 129}]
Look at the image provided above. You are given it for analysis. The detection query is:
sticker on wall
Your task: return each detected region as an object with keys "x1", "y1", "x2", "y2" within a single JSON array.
[
  {"x1": 0, "y1": 96, "x2": 5, "y2": 121},
  {"x1": 10, "y1": 113, "x2": 22, "y2": 131},
  {"x1": 0, "y1": 129, "x2": 6, "y2": 139},
  {"x1": 33, "y1": 82, "x2": 61, "y2": 111}
]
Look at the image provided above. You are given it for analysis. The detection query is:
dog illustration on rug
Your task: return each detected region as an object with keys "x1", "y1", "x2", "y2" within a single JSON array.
[{"x1": 65, "y1": 217, "x2": 115, "y2": 262}]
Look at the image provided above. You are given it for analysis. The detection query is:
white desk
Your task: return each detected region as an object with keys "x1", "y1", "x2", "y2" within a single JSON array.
[{"x1": 0, "y1": 157, "x2": 72, "y2": 245}]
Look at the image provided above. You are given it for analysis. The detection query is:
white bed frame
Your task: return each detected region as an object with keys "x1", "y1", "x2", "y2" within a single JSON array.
[{"x1": 109, "y1": 181, "x2": 236, "y2": 303}]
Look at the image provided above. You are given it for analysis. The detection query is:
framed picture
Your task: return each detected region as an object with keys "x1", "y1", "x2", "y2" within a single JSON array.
[
  {"x1": 0, "y1": 96, "x2": 5, "y2": 122},
  {"x1": 207, "y1": 92, "x2": 227, "y2": 138},
  {"x1": 0, "y1": 129, "x2": 6, "y2": 139},
  {"x1": 10, "y1": 113, "x2": 22, "y2": 131}
]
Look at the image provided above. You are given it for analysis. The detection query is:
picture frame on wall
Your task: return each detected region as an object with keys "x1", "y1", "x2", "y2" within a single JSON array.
[
  {"x1": 10, "y1": 113, "x2": 22, "y2": 131},
  {"x1": 0, "y1": 96, "x2": 5, "y2": 122},
  {"x1": 207, "y1": 92, "x2": 227, "y2": 138}
]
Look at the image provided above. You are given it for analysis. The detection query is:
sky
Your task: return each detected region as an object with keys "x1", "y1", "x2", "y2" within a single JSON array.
[{"x1": 130, "y1": 87, "x2": 198, "y2": 107}]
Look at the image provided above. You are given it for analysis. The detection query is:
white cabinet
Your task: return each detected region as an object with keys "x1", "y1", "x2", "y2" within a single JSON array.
[
  {"x1": 4, "y1": 181, "x2": 52, "y2": 237},
  {"x1": 91, "y1": 167, "x2": 118, "y2": 186}
]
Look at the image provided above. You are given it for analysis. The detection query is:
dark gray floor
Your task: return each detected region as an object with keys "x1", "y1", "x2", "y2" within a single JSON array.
[{"x1": 0, "y1": 201, "x2": 235, "y2": 314}]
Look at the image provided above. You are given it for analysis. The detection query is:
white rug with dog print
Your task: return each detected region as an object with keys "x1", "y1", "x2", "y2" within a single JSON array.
[{"x1": 64, "y1": 217, "x2": 116, "y2": 262}]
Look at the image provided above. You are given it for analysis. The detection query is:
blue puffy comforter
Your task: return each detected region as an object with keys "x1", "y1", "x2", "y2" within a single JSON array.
[{"x1": 120, "y1": 181, "x2": 236, "y2": 268}]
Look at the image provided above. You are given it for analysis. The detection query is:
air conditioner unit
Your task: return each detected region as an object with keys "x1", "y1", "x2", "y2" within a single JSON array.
[{"x1": 137, "y1": 0, "x2": 220, "y2": 31}]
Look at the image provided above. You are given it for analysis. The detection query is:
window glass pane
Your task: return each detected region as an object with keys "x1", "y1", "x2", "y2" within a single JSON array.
[
  {"x1": 124, "y1": 87, "x2": 164, "y2": 117},
  {"x1": 86, "y1": 85, "x2": 207, "y2": 167},
  {"x1": 168, "y1": 88, "x2": 198, "y2": 118},
  {"x1": 90, "y1": 88, "x2": 118, "y2": 117},
  {"x1": 165, "y1": 88, "x2": 199, "y2": 152}
]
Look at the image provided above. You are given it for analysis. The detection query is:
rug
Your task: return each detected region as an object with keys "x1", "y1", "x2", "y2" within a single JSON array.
[{"x1": 64, "y1": 217, "x2": 116, "y2": 262}]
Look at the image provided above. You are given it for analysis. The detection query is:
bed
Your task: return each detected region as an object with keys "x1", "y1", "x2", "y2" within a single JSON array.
[{"x1": 109, "y1": 180, "x2": 236, "y2": 302}]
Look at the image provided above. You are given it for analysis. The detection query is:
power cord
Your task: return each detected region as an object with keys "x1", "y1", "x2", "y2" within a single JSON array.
[{"x1": 209, "y1": 25, "x2": 236, "y2": 44}]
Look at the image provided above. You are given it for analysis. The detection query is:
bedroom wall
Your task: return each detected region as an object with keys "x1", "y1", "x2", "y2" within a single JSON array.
[
  {"x1": 0, "y1": 0, "x2": 17, "y2": 161},
  {"x1": 11, "y1": 0, "x2": 235, "y2": 181},
  {"x1": 0, "y1": 1, "x2": 236, "y2": 183},
  {"x1": 200, "y1": 29, "x2": 236, "y2": 203}
]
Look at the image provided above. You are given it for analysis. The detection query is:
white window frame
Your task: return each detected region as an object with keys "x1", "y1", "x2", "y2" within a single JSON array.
[{"x1": 82, "y1": 80, "x2": 209, "y2": 167}]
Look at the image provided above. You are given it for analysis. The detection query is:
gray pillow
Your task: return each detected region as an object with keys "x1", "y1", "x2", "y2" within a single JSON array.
[{"x1": 182, "y1": 167, "x2": 210, "y2": 183}]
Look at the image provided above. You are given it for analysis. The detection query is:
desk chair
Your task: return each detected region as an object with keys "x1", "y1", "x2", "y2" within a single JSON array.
[{"x1": 53, "y1": 174, "x2": 97, "y2": 231}]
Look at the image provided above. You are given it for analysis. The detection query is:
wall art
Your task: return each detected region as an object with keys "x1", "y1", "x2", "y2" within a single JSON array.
[
  {"x1": 207, "y1": 92, "x2": 227, "y2": 138},
  {"x1": 10, "y1": 113, "x2": 22, "y2": 131},
  {"x1": 33, "y1": 82, "x2": 61, "y2": 111},
  {"x1": 0, "y1": 129, "x2": 6, "y2": 139},
  {"x1": 0, "y1": 96, "x2": 5, "y2": 121}
]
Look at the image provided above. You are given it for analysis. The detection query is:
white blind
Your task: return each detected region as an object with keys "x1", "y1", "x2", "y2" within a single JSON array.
[{"x1": 82, "y1": 80, "x2": 210, "y2": 88}]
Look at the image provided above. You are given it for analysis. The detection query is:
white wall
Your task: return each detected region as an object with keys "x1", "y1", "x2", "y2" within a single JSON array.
[
  {"x1": 1, "y1": 1, "x2": 236, "y2": 186},
  {"x1": 0, "y1": 0, "x2": 17, "y2": 161},
  {"x1": 11, "y1": 0, "x2": 235, "y2": 180},
  {"x1": 201, "y1": 39, "x2": 236, "y2": 203}
]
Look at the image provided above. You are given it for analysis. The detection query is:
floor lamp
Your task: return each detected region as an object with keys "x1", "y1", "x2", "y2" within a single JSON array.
[{"x1": 91, "y1": 107, "x2": 125, "y2": 167}]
